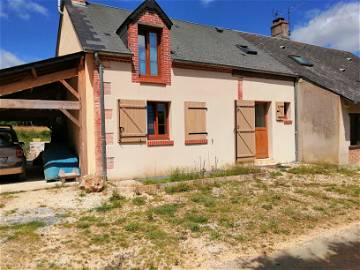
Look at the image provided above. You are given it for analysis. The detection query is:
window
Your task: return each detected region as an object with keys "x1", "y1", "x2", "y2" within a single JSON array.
[
  {"x1": 289, "y1": 55, "x2": 313, "y2": 67},
  {"x1": 147, "y1": 102, "x2": 169, "y2": 140},
  {"x1": 184, "y1": 102, "x2": 208, "y2": 144},
  {"x1": 350, "y1": 114, "x2": 360, "y2": 146},
  {"x1": 138, "y1": 27, "x2": 160, "y2": 77}
]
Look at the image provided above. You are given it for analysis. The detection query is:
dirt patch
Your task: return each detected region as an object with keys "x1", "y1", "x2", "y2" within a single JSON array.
[{"x1": 0, "y1": 166, "x2": 359, "y2": 269}]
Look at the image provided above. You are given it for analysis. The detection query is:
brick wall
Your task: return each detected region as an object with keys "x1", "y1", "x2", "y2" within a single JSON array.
[
  {"x1": 128, "y1": 10, "x2": 171, "y2": 85},
  {"x1": 349, "y1": 148, "x2": 360, "y2": 165}
]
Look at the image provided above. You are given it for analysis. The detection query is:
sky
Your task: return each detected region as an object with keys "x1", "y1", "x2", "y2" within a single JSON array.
[{"x1": 0, "y1": 0, "x2": 359, "y2": 68}]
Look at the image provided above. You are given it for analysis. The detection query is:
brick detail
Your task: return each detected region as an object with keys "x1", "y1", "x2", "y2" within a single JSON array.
[
  {"x1": 105, "y1": 109, "x2": 113, "y2": 120},
  {"x1": 104, "y1": 82, "x2": 111, "y2": 95},
  {"x1": 128, "y1": 11, "x2": 171, "y2": 85},
  {"x1": 148, "y1": 140, "x2": 174, "y2": 147},
  {"x1": 107, "y1": 157, "x2": 115, "y2": 170},
  {"x1": 237, "y1": 78, "x2": 243, "y2": 100},
  {"x1": 106, "y1": 133, "x2": 114, "y2": 145},
  {"x1": 185, "y1": 139, "x2": 208, "y2": 145},
  {"x1": 93, "y1": 68, "x2": 103, "y2": 174},
  {"x1": 349, "y1": 147, "x2": 360, "y2": 164}
]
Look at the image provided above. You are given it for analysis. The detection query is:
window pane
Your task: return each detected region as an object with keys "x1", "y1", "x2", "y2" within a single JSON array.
[
  {"x1": 147, "y1": 103, "x2": 155, "y2": 135},
  {"x1": 255, "y1": 104, "x2": 266, "y2": 127},
  {"x1": 350, "y1": 114, "x2": 360, "y2": 145},
  {"x1": 149, "y1": 32, "x2": 158, "y2": 76},
  {"x1": 157, "y1": 103, "x2": 166, "y2": 134},
  {"x1": 138, "y1": 33, "x2": 146, "y2": 75}
]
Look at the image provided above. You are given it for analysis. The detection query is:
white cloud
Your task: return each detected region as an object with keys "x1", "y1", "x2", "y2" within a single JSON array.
[
  {"x1": 0, "y1": 1, "x2": 8, "y2": 18},
  {"x1": 0, "y1": 49, "x2": 25, "y2": 69},
  {"x1": 292, "y1": 2, "x2": 360, "y2": 53},
  {"x1": 7, "y1": 0, "x2": 48, "y2": 20}
]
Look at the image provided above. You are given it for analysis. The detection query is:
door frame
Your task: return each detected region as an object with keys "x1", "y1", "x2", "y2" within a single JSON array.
[{"x1": 255, "y1": 101, "x2": 270, "y2": 159}]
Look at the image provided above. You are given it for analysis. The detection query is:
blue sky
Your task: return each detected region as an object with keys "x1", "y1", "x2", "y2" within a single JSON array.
[{"x1": 0, "y1": 0, "x2": 359, "y2": 68}]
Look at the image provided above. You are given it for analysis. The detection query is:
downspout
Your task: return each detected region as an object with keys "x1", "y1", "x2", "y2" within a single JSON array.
[
  {"x1": 294, "y1": 77, "x2": 300, "y2": 162},
  {"x1": 57, "y1": 0, "x2": 63, "y2": 14},
  {"x1": 94, "y1": 52, "x2": 107, "y2": 179}
]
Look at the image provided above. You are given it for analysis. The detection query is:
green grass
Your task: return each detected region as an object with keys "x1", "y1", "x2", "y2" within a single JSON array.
[
  {"x1": 151, "y1": 203, "x2": 181, "y2": 217},
  {"x1": 142, "y1": 165, "x2": 261, "y2": 185},
  {"x1": 190, "y1": 193, "x2": 216, "y2": 207},
  {"x1": 94, "y1": 191, "x2": 125, "y2": 212},
  {"x1": 124, "y1": 222, "x2": 141, "y2": 232},
  {"x1": 13, "y1": 126, "x2": 51, "y2": 155},
  {"x1": 287, "y1": 163, "x2": 358, "y2": 176},
  {"x1": 0, "y1": 220, "x2": 46, "y2": 240},
  {"x1": 132, "y1": 196, "x2": 147, "y2": 206}
]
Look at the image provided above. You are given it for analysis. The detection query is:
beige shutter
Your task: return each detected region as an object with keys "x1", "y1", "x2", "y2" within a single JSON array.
[
  {"x1": 235, "y1": 100, "x2": 255, "y2": 162},
  {"x1": 184, "y1": 102, "x2": 207, "y2": 141},
  {"x1": 276, "y1": 102, "x2": 285, "y2": 121},
  {"x1": 119, "y1": 99, "x2": 147, "y2": 143}
]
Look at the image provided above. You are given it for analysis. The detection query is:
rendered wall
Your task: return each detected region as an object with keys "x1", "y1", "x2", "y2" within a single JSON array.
[
  {"x1": 339, "y1": 100, "x2": 360, "y2": 164},
  {"x1": 242, "y1": 77, "x2": 296, "y2": 163},
  {"x1": 57, "y1": 8, "x2": 82, "y2": 56},
  {"x1": 297, "y1": 80, "x2": 340, "y2": 163},
  {"x1": 103, "y1": 63, "x2": 237, "y2": 179}
]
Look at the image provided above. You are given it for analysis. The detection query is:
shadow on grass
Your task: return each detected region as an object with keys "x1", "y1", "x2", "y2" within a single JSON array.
[{"x1": 241, "y1": 240, "x2": 360, "y2": 270}]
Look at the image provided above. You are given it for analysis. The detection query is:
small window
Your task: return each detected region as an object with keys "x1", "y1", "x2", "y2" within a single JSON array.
[
  {"x1": 235, "y1": 44, "x2": 258, "y2": 55},
  {"x1": 138, "y1": 27, "x2": 160, "y2": 77},
  {"x1": 350, "y1": 114, "x2": 360, "y2": 146},
  {"x1": 289, "y1": 55, "x2": 313, "y2": 67},
  {"x1": 147, "y1": 102, "x2": 169, "y2": 140},
  {"x1": 284, "y1": 102, "x2": 291, "y2": 119}
]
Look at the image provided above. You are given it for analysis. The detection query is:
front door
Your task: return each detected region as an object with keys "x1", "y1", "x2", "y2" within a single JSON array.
[{"x1": 255, "y1": 102, "x2": 269, "y2": 158}]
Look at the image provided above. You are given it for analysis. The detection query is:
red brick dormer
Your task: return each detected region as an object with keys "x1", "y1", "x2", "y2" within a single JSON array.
[{"x1": 117, "y1": 0, "x2": 172, "y2": 85}]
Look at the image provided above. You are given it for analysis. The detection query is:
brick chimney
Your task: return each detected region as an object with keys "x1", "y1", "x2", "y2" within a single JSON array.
[{"x1": 271, "y1": 17, "x2": 289, "y2": 39}]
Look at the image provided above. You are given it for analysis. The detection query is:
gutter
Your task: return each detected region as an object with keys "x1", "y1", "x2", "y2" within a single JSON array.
[
  {"x1": 294, "y1": 78, "x2": 300, "y2": 162},
  {"x1": 94, "y1": 52, "x2": 107, "y2": 180}
]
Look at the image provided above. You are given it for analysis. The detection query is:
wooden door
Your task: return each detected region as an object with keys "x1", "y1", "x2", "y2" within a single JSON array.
[
  {"x1": 235, "y1": 100, "x2": 256, "y2": 163},
  {"x1": 255, "y1": 102, "x2": 269, "y2": 158}
]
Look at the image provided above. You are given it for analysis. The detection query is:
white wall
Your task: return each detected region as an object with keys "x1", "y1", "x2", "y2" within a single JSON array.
[
  {"x1": 242, "y1": 77, "x2": 296, "y2": 163},
  {"x1": 103, "y1": 62, "x2": 296, "y2": 179},
  {"x1": 104, "y1": 63, "x2": 238, "y2": 179}
]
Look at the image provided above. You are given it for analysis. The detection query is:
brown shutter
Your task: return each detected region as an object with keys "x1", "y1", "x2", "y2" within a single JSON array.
[
  {"x1": 185, "y1": 102, "x2": 207, "y2": 141},
  {"x1": 235, "y1": 100, "x2": 255, "y2": 162},
  {"x1": 119, "y1": 99, "x2": 147, "y2": 143},
  {"x1": 276, "y1": 102, "x2": 285, "y2": 121}
]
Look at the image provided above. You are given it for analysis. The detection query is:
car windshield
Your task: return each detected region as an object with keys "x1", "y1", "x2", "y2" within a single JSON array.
[{"x1": 0, "y1": 131, "x2": 14, "y2": 146}]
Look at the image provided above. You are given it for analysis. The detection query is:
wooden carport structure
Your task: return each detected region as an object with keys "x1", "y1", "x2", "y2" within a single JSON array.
[{"x1": 0, "y1": 52, "x2": 88, "y2": 175}]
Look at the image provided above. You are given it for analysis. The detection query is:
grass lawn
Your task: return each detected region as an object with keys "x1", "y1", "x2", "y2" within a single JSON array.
[{"x1": 0, "y1": 164, "x2": 359, "y2": 269}]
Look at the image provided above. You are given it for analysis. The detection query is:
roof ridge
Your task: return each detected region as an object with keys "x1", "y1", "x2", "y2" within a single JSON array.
[{"x1": 89, "y1": 1, "x2": 356, "y2": 56}]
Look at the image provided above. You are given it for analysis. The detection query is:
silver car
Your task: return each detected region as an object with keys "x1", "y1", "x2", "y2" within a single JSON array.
[{"x1": 0, "y1": 126, "x2": 26, "y2": 179}]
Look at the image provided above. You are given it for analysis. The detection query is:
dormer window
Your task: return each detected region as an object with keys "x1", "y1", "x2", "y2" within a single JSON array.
[{"x1": 138, "y1": 27, "x2": 160, "y2": 77}]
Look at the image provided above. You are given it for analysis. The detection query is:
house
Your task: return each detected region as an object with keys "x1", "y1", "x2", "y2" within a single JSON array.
[
  {"x1": 1, "y1": 0, "x2": 358, "y2": 181},
  {"x1": 56, "y1": 0, "x2": 300, "y2": 179},
  {"x1": 238, "y1": 20, "x2": 360, "y2": 165}
]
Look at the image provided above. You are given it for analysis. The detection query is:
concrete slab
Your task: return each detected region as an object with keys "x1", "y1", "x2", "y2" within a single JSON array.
[{"x1": 0, "y1": 180, "x2": 77, "y2": 194}]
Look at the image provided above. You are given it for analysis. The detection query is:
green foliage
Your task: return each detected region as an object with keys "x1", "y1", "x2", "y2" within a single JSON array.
[
  {"x1": 151, "y1": 203, "x2": 180, "y2": 217},
  {"x1": 132, "y1": 196, "x2": 146, "y2": 206},
  {"x1": 287, "y1": 163, "x2": 358, "y2": 176},
  {"x1": 0, "y1": 220, "x2": 46, "y2": 240},
  {"x1": 190, "y1": 193, "x2": 216, "y2": 207},
  {"x1": 94, "y1": 191, "x2": 125, "y2": 212},
  {"x1": 124, "y1": 222, "x2": 141, "y2": 232},
  {"x1": 165, "y1": 183, "x2": 192, "y2": 194}
]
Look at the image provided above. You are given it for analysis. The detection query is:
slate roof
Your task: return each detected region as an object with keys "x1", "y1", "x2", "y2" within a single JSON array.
[
  {"x1": 64, "y1": 1, "x2": 359, "y2": 102},
  {"x1": 238, "y1": 32, "x2": 360, "y2": 102},
  {"x1": 64, "y1": 2, "x2": 294, "y2": 76}
]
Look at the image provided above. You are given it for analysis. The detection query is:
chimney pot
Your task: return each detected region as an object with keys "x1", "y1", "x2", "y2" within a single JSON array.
[{"x1": 271, "y1": 17, "x2": 289, "y2": 39}]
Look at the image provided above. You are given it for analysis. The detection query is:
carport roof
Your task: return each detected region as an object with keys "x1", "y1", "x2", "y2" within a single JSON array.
[{"x1": 0, "y1": 52, "x2": 84, "y2": 88}]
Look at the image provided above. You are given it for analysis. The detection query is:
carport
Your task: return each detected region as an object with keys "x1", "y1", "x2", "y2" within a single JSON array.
[{"x1": 0, "y1": 52, "x2": 87, "y2": 181}]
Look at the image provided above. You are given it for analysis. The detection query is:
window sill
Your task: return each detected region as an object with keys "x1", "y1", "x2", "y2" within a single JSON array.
[
  {"x1": 185, "y1": 139, "x2": 208, "y2": 145},
  {"x1": 349, "y1": 145, "x2": 360, "y2": 150},
  {"x1": 148, "y1": 140, "x2": 174, "y2": 147},
  {"x1": 138, "y1": 76, "x2": 166, "y2": 85},
  {"x1": 283, "y1": 119, "x2": 293, "y2": 125}
]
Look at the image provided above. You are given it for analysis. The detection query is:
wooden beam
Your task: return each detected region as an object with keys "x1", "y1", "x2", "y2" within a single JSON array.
[
  {"x1": 31, "y1": 68, "x2": 37, "y2": 79},
  {"x1": 0, "y1": 68, "x2": 78, "y2": 97},
  {"x1": 0, "y1": 99, "x2": 80, "y2": 110},
  {"x1": 60, "y1": 79, "x2": 80, "y2": 100},
  {"x1": 60, "y1": 109, "x2": 80, "y2": 127}
]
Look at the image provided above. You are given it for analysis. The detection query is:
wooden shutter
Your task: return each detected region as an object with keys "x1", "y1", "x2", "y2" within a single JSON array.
[
  {"x1": 185, "y1": 102, "x2": 207, "y2": 141},
  {"x1": 235, "y1": 100, "x2": 255, "y2": 162},
  {"x1": 276, "y1": 102, "x2": 285, "y2": 121},
  {"x1": 119, "y1": 99, "x2": 147, "y2": 143}
]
